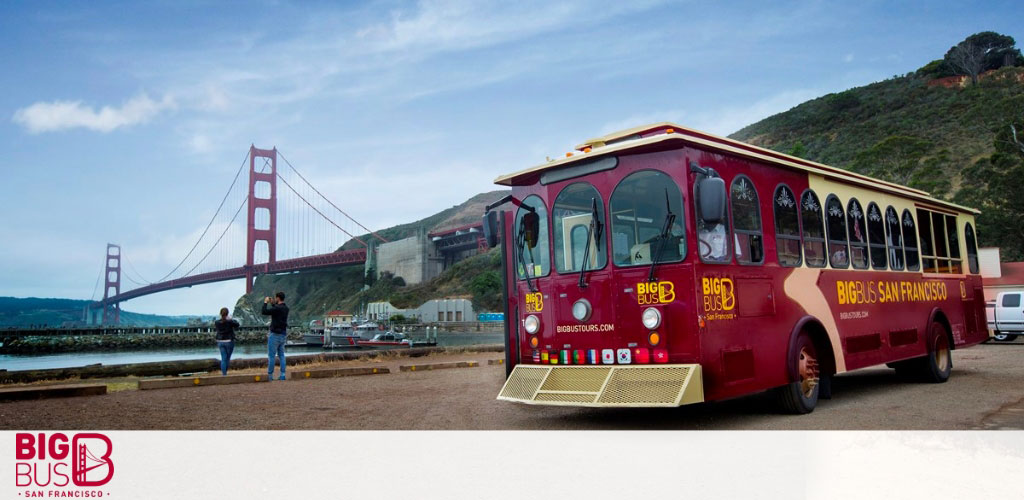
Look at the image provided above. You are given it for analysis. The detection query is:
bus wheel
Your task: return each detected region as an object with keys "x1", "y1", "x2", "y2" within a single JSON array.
[
  {"x1": 777, "y1": 333, "x2": 819, "y2": 414},
  {"x1": 993, "y1": 332, "x2": 1011, "y2": 342},
  {"x1": 922, "y1": 321, "x2": 952, "y2": 383}
]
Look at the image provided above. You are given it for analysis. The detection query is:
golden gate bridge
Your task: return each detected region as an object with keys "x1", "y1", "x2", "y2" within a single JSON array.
[{"x1": 87, "y1": 146, "x2": 387, "y2": 324}]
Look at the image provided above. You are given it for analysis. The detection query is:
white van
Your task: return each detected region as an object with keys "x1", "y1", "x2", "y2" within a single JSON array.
[{"x1": 989, "y1": 291, "x2": 1024, "y2": 341}]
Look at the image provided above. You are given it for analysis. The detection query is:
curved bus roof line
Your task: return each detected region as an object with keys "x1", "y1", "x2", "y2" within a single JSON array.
[{"x1": 495, "y1": 122, "x2": 978, "y2": 215}]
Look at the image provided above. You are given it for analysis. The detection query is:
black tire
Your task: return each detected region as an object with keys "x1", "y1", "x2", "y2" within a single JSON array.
[
  {"x1": 776, "y1": 333, "x2": 819, "y2": 414},
  {"x1": 993, "y1": 332, "x2": 1011, "y2": 342},
  {"x1": 1006, "y1": 334, "x2": 1020, "y2": 342},
  {"x1": 921, "y1": 321, "x2": 952, "y2": 383}
]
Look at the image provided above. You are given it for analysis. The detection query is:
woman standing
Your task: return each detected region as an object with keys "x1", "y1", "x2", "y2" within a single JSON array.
[{"x1": 215, "y1": 307, "x2": 240, "y2": 376}]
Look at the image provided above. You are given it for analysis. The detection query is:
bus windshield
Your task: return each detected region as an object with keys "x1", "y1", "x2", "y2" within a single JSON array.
[
  {"x1": 609, "y1": 170, "x2": 686, "y2": 267},
  {"x1": 552, "y1": 182, "x2": 607, "y2": 273}
]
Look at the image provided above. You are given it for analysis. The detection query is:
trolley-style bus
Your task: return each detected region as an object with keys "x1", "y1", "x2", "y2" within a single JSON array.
[{"x1": 483, "y1": 122, "x2": 987, "y2": 413}]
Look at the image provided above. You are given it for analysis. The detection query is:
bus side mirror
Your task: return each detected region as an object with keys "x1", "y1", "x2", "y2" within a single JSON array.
[
  {"x1": 521, "y1": 211, "x2": 539, "y2": 249},
  {"x1": 482, "y1": 211, "x2": 500, "y2": 248},
  {"x1": 698, "y1": 177, "x2": 726, "y2": 224}
]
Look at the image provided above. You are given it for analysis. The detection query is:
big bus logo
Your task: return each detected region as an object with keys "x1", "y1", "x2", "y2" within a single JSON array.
[
  {"x1": 701, "y1": 277, "x2": 735, "y2": 312},
  {"x1": 525, "y1": 292, "x2": 544, "y2": 312},
  {"x1": 637, "y1": 281, "x2": 675, "y2": 305},
  {"x1": 15, "y1": 432, "x2": 114, "y2": 489}
]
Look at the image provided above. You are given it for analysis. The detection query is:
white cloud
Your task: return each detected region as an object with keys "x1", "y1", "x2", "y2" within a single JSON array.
[{"x1": 12, "y1": 93, "x2": 175, "y2": 133}]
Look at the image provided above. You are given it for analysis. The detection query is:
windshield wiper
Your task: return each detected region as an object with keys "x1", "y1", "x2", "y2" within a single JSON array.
[
  {"x1": 578, "y1": 197, "x2": 603, "y2": 289},
  {"x1": 517, "y1": 218, "x2": 537, "y2": 293},
  {"x1": 647, "y1": 189, "x2": 676, "y2": 282}
]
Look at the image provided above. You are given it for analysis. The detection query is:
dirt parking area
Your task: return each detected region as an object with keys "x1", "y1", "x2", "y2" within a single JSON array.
[{"x1": 4, "y1": 343, "x2": 1024, "y2": 430}]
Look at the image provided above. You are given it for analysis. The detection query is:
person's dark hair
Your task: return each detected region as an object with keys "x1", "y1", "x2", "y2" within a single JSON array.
[
  {"x1": 275, "y1": 291, "x2": 286, "y2": 301},
  {"x1": 219, "y1": 307, "x2": 229, "y2": 318}
]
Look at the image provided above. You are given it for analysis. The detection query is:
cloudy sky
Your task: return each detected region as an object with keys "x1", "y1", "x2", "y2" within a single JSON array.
[{"x1": 2, "y1": 0, "x2": 1020, "y2": 315}]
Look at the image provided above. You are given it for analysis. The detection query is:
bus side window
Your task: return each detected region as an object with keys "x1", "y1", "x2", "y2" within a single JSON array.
[
  {"x1": 902, "y1": 209, "x2": 920, "y2": 271},
  {"x1": 773, "y1": 184, "x2": 801, "y2": 267},
  {"x1": 965, "y1": 222, "x2": 979, "y2": 274},
  {"x1": 730, "y1": 175, "x2": 763, "y2": 265},
  {"x1": 824, "y1": 195, "x2": 848, "y2": 269},
  {"x1": 931, "y1": 211, "x2": 949, "y2": 272},
  {"x1": 885, "y1": 206, "x2": 905, "y2": 271},
  {"x1": 847, "y1": 198, "x2": 869, "y2": 269},
  {"x1": 696, "y1": 174, "x2": 731, "y2": 264},
  {"x1": 800, "y1": 189, "x2": 826, "y2": 268},
  {"x1": 917, "y1": 208, "x2": 936, "y2": 272},
  {"x1": 945, "y1": 215, "x2": 962, "y2": 274},
  {"x1": 867, "y1": 202, "x2": 888, "y2": 270}
]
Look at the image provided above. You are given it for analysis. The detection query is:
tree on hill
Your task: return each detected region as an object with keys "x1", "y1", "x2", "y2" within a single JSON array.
[
  {"x1": 944, "y1": 31, "x2": 1022, "y2": 85},
  {"x1": 955, "y1": 116, "x2": 1024, "y2": 260}
]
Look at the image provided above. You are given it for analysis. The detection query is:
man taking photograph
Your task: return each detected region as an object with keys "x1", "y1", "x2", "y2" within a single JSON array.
[{"x1": 262, "y1": 291, "x2": 289, "y2": 380}]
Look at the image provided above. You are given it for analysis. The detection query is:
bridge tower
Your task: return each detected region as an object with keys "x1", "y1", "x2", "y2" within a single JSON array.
[
  {"x1": 246, "y1": 146, "x2": 278, "y2": 293},
  {"x1": 102, "y1": 243, "x2": 121, "y2": 324}
]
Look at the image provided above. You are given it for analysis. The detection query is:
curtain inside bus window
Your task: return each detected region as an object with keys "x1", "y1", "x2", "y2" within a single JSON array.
[
  {"x1": 696, "y1": 176, "x2": 731, "y2": 264},
  {"x1": 552, "y1": 182, "x2": 607, "y2": 273},
  {"x1": 885, "y1": 206, "x2": 905, "y2": 270},
  {"x1": 515, "y1": 195, "x2": 550, "y2": 279},
  {"x1": 773, "y1": 184, "x2": 801, "y2": 267},
  {"x1": 965, "y1": 223, "x2": 979, "y2": 274},
  {"x1": 917, "y1": 209, "x2": 936, "y2": 272},
  {"x1": 867, "y1": 203, "x2": 887, "y2": 270},
  {"x1": 902, "y1": 209, "x2": 920, "y2": 271},
  {"x1": 931, "y1": 212, "x2": 949, "y2": 273},
  {"x1": 825, "y1": 195, "x2": 849, "y2": 269},
  {"x1": 945, "y1": 215, "x2": 962, "y2": 274},
  {"x1": 800, "y1": 190, "x2": 826, "y2": 268},
  {"x1": 730, "y1": 176, "x2": 763, "y2": 265},
  {"x1": 610, "y1": 170, "x2": 685, "y2": 267},
  {"x1": 847, "y1": 199, "x2": 869, "y2": 269}
]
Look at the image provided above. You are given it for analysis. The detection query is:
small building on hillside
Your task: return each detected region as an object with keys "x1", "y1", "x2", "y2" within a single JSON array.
[
  {"x1": 366, "y1": 302, "x2": 416, "y2": 321},
  {"x1": 419, "y1": 298, "x2": 475, "y2": 323},
  {"x1": 325, "y1": 310, "x2": 353, "y2": 327},
  {"x1": 979, "y1": 247, "x2": 1024, "y2": 301}
]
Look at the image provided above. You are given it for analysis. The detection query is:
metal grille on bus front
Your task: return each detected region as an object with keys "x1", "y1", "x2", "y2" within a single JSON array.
[
  {"x1": 498, "y1": 365, "x2": 548, "y2": 401},
  {"x1": 597, "y1": 367, "x2": 691, "y2": 405},
  {"x1": 539, "y1": 367, "x2": 611, "y2": 392},
  {"x1": 535, "y1": 392, "x2": 597, "y2": 404}
]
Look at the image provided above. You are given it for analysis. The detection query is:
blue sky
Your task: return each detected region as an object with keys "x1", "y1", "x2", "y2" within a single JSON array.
[{"x1": 2, "y1": 0, "x2": 1020, "y2": 316}]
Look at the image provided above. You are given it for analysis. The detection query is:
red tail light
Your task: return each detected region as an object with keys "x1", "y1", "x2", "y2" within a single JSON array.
[
  {"x1": 653, "y1": 349, "x2": 669, "y2": 363},
  {"x1": 633, "y1": 348, "x2": 650, "y2": 364}
]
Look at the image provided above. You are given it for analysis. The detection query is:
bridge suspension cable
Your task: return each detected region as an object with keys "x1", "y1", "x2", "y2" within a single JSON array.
[
  {"x1": 275, "y1": 172, "x2": 367, "y2": 246},
  {"x1": 277, "y1": 150, "x2": 388, "y2": 244}
]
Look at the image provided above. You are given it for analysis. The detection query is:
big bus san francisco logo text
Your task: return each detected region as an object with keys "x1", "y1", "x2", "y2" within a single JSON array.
[{"x1": 15, "y1": 432, "x2": 114, "y2": 495}]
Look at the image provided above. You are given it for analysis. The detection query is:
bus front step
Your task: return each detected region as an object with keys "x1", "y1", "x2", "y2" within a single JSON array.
[{"x1": 497, "y1": 364, "x2": 703, "y2": 407}]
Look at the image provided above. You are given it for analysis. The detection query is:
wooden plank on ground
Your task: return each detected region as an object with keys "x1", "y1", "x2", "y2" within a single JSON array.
[
  {"x1": 487, "y1": 359, "x2": 505, "y2": 365},
  {"x1": 293, "y1": 366, "x2": 390, "y2": 379},
  {"x1": 138, "y1": 373, "x2": 270, "y2": 390},
  {"x1": 0, "y1": 384, "x2": 107, "y2": 401},
  {"x1": 399, "y1": 361, "x2": 479, "y2": 372}
]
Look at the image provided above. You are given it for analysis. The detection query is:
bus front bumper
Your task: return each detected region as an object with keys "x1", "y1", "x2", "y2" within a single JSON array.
[{"x1": 497, "y1": 364, "x2": 704, "y2": 407}]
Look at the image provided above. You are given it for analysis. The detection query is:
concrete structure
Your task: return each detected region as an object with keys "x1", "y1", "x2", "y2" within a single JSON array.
[
  {"x1": 365, "y1": 298, "x2": 478, "y2": 323},
  {"x1": 373, "y1": 223, "x2": 488, "y2": 286},
  {"x1": 980, "y1": 247, "x2": 1024, "y2": 301},
  {"x1": 366, "y1": 301, "x2": 412, "y2": 321}
]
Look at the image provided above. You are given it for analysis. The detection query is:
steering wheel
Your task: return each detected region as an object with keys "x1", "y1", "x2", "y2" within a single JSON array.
[{"x1": 698, "y1": 238, "x2": 713, "y2": 259}]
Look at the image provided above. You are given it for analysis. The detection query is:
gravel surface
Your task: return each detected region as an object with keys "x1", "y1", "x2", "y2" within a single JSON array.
[{"x1": 3, "y1": 342, "x2": 1024, "y2": 430}]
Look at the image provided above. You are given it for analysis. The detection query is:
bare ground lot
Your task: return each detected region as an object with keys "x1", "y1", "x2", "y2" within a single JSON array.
[{"x1": 3, "y1": 343, "x2": 1024, "y2": 430}]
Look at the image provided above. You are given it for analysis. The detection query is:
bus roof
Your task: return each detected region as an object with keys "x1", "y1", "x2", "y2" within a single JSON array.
[{"x1": 494, "y1": 122, "x2": 979, "y2": 215}]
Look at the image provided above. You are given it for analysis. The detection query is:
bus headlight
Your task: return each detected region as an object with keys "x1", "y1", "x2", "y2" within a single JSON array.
[
  {"x1": 642, "y1": 307, "x2": 662, "y2": 330},
  {"x1": 524, "y1": 314, "x2": 541, "y2": 334},
  {"x1": 571, "y1": 299, "x2": 592, "y2": 322}
]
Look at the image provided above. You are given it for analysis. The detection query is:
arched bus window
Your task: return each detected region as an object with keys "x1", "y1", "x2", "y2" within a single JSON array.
[
  {"x1": 885, "y1": 206, "x2": 905, "y2": 270},
  {"x1": 847, "y1": 198, "x2": 869, "y2": 269},
  {"x1": 609, "y1": 170, "x2": 685, "y2": 267},
  {"x1": 965, "y1": 223, "x2": 979, "y2": 274},
  {"x1": 902, "y1": 209, "x2": 920, "y2": 271},
  {"x1": 552, "y1": 182, "x2": 607, "y2": 273},
  {"x1": 773, "y1": 184, "x2": 801, "y2": 267},
  {"x1": 824, "y1": 195, "x2": 848, "y2": 268},
  {"x1": 730, "y1": 176, "x2": 763, "y2": 265},
  {"x1": 866, "y1": 202, "x2": 887, "y2": 270},
  {"x1": 696, "y1": 176, "x2": 731, "y2": 264},
  {"x1": 514, "y1": 195, "x2": 550, "y2": 279},
  {"x1": 945, "y1": 215, "x2": 962, "y2": 273},
  {"x1": 800, "y1": 189, "x2": 826, "y2": 268}
]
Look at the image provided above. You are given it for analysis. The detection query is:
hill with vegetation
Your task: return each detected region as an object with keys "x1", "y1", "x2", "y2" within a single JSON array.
[
  {"x1": 0, "y1": 297, "x2": 209, "y2": 328},
  {"x1": 730, "y1": 31, "x2": 1024, "y2": 259}
]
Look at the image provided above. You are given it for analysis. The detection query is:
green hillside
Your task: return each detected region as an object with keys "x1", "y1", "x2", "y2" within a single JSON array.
[
  {"x1": 730, "y1": 61, "x2": 1024, "y2": 258},
  {"x1": 0, "y1": 296, "x2": 210, "y2": 327}
]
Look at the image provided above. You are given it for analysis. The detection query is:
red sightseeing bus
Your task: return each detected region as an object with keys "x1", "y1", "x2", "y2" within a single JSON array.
[{"x1": 481, "y1": 122, "x2": 988, "y2": 413}]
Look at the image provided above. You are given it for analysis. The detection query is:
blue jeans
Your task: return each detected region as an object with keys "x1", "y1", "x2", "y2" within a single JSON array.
[
  {"x1": 268, "y1": 332, "x2": 287, "y2": 377},
  {"x1": 218, "y1": 341, "x2": 234, "y2": 375}
]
